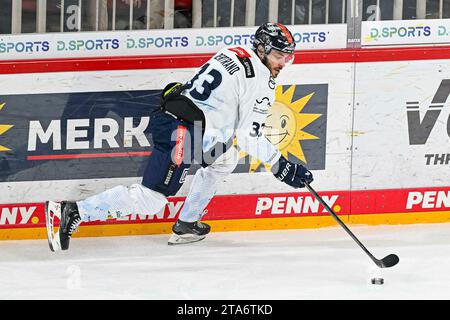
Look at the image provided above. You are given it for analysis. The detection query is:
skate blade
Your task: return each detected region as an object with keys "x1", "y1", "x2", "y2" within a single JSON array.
[
  {"x1": 168, "y1": 233, "x2": 206, "y2": 246},
  {"x1": 45, "y1": 201, "x2": 62, "y2": 252}
]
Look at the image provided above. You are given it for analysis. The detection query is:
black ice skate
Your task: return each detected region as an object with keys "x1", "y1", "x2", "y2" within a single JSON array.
[
  {"x1": 45, "y1": 201, "x2": 82, "y2": 252},
  {"x1": 168, "y1": 219, "x2": 211, "y2": 245}
]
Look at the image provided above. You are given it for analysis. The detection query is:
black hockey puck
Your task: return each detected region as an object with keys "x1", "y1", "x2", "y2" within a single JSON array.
[{"x1": 371, "y1": 278, "x2": 384, "y2": 285}]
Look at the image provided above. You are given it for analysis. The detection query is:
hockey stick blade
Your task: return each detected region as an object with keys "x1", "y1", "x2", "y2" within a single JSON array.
[
  {"x1": 377, "y1": 254, "x2": 400, "y2": 268},
  {"x1": 303, "y1": 182, "x2": 399, "y2": 269}
]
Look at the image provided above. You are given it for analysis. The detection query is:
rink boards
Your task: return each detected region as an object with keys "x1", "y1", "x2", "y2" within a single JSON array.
[
  {"x1": 1, "y1": 186, "x2": 450, "y2": 240},
  {"x1": 0, "y1": 46, "x2": 450, "y2": 239}
]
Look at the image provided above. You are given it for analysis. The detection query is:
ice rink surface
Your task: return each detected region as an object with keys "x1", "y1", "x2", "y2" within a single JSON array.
[{"x1": 1, "y1": 222, "x2": 450, "y2": 300}]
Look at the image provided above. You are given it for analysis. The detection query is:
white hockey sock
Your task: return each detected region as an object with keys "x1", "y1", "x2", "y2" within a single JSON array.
[
  {"x1": 77, "y1": 184, "x2": 167, "y2": 222},
  {"x1": 179, "y1": 167, "x2": 219, "y2": 223},
  {"x1": 179, "y1": 147, "x2": 239, "y2": 223}
]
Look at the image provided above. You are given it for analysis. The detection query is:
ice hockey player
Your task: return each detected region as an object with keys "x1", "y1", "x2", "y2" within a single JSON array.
[{"x1": 44, "y1": 22, "x2": 314, "y2": 251}]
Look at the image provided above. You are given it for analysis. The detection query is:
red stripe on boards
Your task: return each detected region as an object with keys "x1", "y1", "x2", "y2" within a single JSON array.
[
  {"x1": 1, "y1": 46, "x2": 450, "y2": 74},
  {"x1": 27, "y1": 151, "x2": 151, "y2": 160}
]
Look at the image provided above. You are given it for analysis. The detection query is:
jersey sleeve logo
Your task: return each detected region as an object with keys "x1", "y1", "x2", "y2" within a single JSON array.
[
  {"x1": 229, "y1": 47, "x2": 255, "y2": 78},
  {"x1": 228, "y1": 47, "x2": 251, "y2": 58}
]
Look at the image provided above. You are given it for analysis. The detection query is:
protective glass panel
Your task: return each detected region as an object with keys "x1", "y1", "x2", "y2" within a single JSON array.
[
  {"x1": 0, "y1": 0, "x2": 12, "y2": 34},
  {"x1": 426, "y1": 0, "x2": 441, "y2": 19},
  {"x1": 311, "y1": 0, "x2": 326, "y2": 24},
  {"x1": 403, "y1": 0, "x2": 417, "y2": 19},
  {"x1": 21, "y1": 0, "x2": 37, "y2": 33}
]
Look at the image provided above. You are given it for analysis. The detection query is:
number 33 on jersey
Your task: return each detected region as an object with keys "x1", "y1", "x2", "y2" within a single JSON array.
[{"x1": 182, "y1": 45, "x2": 281, "y2": 166}]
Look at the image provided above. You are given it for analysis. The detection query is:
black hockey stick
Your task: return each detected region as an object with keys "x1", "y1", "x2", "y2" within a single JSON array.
[{"x1": 304, "y1": 181, "x2": 399, "y2": 268}]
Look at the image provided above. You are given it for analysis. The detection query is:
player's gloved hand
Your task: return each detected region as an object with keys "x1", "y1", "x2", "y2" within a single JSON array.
[{"x1": 271, "y1": 156, "x2": 313, "y2": 188}]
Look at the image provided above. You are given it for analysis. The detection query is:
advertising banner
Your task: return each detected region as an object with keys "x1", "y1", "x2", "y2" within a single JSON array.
[
  {"x1": 0, "y1": 85, "x2": 328, "y2": 182},
  {"x1": 1, "y1": 186, "x2": 449, "y2": 233},
  {"x1": 352, "y1": 59, "x2": 450, "y2": 190},
  {"x1": 362, "y1": 18, "x2": 450, "y2": 47},
  {"x1": 0, "y1": 24, "x2": 348, "y2": 60},
  {"x1": 0, "y1": 191, "x2": 348, "y2": 230}
]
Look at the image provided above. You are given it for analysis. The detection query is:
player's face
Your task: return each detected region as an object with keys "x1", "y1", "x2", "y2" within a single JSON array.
[{"x1": 265, "y1": 50, "x2": 295, "y2": 78}]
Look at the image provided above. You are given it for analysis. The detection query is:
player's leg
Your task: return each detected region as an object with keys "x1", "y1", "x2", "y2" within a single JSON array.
[
  {"x1": 168, "y1": 146, "x2": 239, "y2": 245},
  {"x1": 45, "y1": 183, "x2": 170, "y2": 252},
  {"x1": 45, "y1": 111, "x2": 195, "y2": 251}
]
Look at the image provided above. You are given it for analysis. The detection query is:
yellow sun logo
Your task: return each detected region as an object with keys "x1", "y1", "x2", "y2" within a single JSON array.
[
  {"x1": 0, "y1": 102, "x2": 14, "y2": 152},
  {"x1": 239, "y1": 85, "x2": 322, "y2": 172}
]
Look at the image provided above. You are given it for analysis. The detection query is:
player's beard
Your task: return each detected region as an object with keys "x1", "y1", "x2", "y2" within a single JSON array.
[{"x1": 262, "y1": 55, "x2": 281, "y2": 78}]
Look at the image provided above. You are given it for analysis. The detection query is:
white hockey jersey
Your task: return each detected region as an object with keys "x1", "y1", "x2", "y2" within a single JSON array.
[{"x1": 182, "y1": 45, "x2": 281, "y2": 166}]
